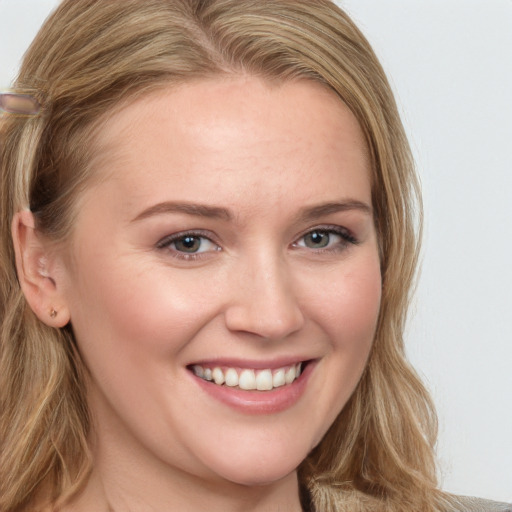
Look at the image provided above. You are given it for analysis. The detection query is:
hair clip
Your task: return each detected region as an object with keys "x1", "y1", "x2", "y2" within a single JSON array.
[{"x1": 0, "y1": 91, "x2": 42, "y2": 116}]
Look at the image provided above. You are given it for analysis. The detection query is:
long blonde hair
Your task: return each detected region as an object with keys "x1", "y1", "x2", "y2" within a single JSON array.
[{"x1": 1, "y1": 1, "x2": 451, "y2": 510}]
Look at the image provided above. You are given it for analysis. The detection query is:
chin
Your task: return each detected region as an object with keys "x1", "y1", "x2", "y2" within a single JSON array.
[
  {"x1": 220, "y1": 467, "x2": 298, "y2": 487},
  {"x1": 203, "y1": 449, "x2": 306, "y2": 487}
]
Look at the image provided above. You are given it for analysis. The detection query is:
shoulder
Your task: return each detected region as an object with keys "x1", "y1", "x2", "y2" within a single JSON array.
[{"x1": 451, "y1": 496, "x2": 512, "y2": 512}]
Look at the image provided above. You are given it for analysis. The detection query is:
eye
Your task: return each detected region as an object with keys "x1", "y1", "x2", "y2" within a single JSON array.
[
  {"x1": 173, "y1": 235, "x2": 207, "y2": 253},
  {"x1": 294, "y1": 227, "x2": 357, "y2": 251},
  {"x1": 156, "y1": 231, "x2": 220, "y2": 259},
  {"x1": 302, "y1": 230, "x2": 332, "y2": 249}
]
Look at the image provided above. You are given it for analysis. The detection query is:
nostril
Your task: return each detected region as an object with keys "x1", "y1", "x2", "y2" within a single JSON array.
[{"x1": 224, "y1": 296, "x2": 305, "y2": 340}]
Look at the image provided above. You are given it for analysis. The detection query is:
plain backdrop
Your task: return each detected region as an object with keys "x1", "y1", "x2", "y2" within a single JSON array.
[{"x1": 1, "y1": 0, "x2": 511, "y2": 503}]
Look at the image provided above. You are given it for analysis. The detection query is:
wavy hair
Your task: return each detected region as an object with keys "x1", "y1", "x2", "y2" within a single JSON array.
[{"x1": 1, "y1": 1, "x2": 454, "y2": 510}]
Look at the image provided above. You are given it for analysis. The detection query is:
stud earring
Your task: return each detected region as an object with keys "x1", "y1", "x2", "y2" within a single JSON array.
[{"x1": 50, "y1": 308, "x2": 58, "y2": 319}]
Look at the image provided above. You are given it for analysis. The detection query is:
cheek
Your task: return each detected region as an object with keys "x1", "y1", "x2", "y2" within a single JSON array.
[
  {"x1": 67, "y1": 251, "x2": 223, "y2": 375},
  {"x1": 304, "y1": 254, "x2": 381, "y2": 437},
  {"x1": 313, "y1": 257, "x2": 382, "y2": 346},
  {"x1": 104, "y1": 280, "x2": 200, "y2": 348},
  {"x1": 66, "y1": 257, "x2": 226, "y2": 455}
]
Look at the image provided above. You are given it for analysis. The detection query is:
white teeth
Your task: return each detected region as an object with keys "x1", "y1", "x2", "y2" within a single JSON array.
[
  {"x1": 285, "y1": 366, "x2": 296, "y2": 384},
  {"x1": 239, "y1": 369, "x2": 256, "y2": 390},
  {"x1": 192, "y1": 365, "x2": 204, "y2": 378},
  {"x1": 272, "y1": 368, "x2": 286, "y2": 388},
  {"x1": 193, "y1": 362, "x2": 304, "y2": 391},
  {"x1": 225, "y1": 368, "x2": 239, "y2": 387},
  {"x1": 212, "y1": 367, "x2": 224, "y2": 385},
  {"x1": 256, "y1": 369, "x2": 273, "y2": 391}
]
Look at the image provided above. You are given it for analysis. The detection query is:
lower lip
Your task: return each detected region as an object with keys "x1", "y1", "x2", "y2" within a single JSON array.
[{"x1": 190, "y1": 362, "x2": 315, "y2": 415}]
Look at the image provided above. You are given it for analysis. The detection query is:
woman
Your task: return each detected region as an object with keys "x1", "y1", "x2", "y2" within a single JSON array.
[{"x1": 0, "y1": 1, "x2": 510, "y2": 511}]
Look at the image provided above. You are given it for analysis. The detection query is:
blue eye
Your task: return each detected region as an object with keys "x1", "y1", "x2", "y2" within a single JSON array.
[
  {"x1": 302, "y1": 230, "x2": 331, "y2": 248},
  {"x1": 157, "y1": 232, "x2": 220, "y2": 258},
  {"x1": 295, "y1": 227, "x2": 357, "y2": 251},
  {"x1": 173, "y1": 235, "x2": 205, "y2": 253}
]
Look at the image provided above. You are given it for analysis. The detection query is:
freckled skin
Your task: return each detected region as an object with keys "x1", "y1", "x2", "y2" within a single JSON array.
[{"x1": 57, "y1": 77, "x2": 382, "y2": 511}]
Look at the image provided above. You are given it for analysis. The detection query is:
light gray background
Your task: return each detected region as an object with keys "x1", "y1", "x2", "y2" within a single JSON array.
[{"x1": 1, "y1": 0, "x2": 511, "y2": 503}]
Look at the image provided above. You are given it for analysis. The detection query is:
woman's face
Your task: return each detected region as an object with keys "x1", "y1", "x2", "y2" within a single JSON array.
[{"x1": 57, "y1": 77, "x2": 381, "y2": 487}]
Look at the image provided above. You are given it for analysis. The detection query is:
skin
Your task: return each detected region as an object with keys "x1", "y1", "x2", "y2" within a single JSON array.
[{"x1": 15, "y1": 76, "x2": 382, "y2": 511}]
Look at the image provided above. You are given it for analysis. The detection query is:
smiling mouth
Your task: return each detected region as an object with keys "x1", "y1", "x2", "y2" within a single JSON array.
[{"x1": 190, "y1": 362, "x2": 305, "y2": 391}]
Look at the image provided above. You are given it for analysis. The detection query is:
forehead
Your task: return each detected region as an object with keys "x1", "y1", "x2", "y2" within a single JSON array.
[{"x1": 84, "y1": 76, "x2": 371, "y2": 217}]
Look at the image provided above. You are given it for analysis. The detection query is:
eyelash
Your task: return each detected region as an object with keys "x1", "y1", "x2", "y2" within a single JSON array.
[{"x1": 156, "y1": 226, "x2": 358, "y2": 261}]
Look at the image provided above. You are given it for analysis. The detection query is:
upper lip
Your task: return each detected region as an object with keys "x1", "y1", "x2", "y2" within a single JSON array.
[{"x1": 187, "y1": 357, "x2": 315, "y2": 370}]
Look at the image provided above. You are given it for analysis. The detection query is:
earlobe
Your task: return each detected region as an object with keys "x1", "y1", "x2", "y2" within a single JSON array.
[{"x1": 11, "y1": 210, "x2": 70, "y2": 328}]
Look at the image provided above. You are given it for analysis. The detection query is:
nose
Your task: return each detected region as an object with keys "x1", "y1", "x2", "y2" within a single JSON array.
[{"x1": 224, "y1": 254, "x2": 305, "y2": 341}]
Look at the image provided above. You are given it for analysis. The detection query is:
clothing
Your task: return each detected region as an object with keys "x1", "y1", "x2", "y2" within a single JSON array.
[
  {"x1": 302, "y1": 494, "x2": 512, "y2": 512},
  {"x1": 454, "y1": 496, "x2": 512, "y2": 512}
]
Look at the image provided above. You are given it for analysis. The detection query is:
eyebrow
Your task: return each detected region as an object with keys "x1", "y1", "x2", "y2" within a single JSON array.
[
  {"x1": 131, "y1": 199, "x2": 372, "y2": 223},
  {"x1": 298, "y1": 200, "x2": 372, "y2": 222},
  {"x1": 131, "y1": 201, "x2": 232, "y2": 222}
]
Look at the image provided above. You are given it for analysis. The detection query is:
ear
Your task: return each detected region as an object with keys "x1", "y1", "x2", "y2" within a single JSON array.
[{"x1": 12, "y1": 210, "x2": 70, "y2": 328}]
